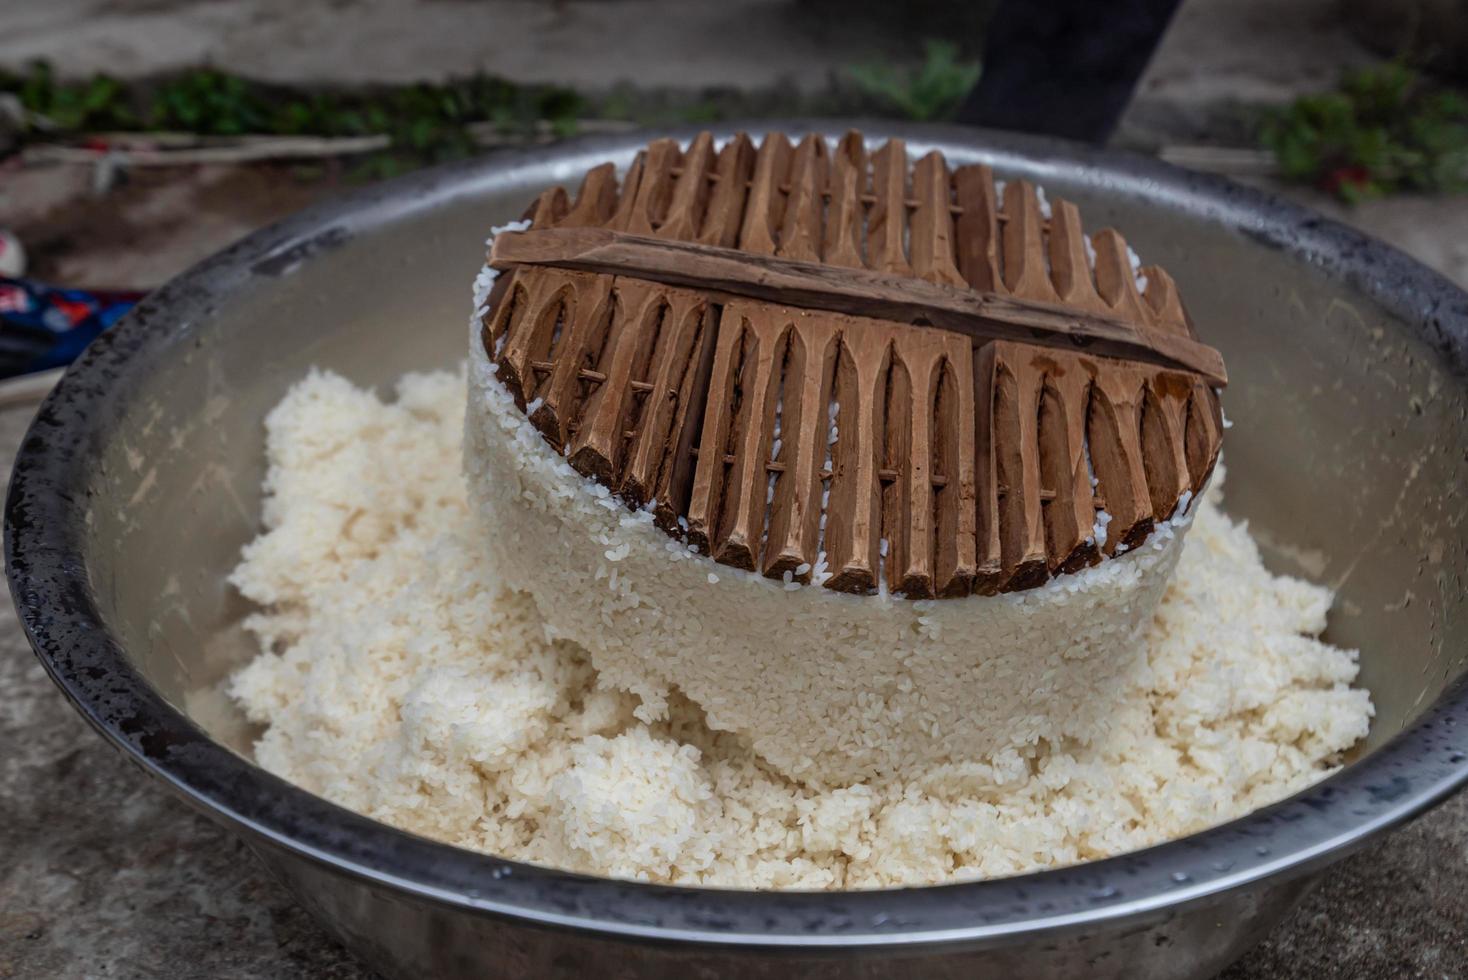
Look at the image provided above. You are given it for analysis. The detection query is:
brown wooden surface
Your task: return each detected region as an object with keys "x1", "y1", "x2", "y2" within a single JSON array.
[
  {"x1": 480, "y1": 130, "x2": 1226, "y2": 598},
  {"x1": 490, "y1": 227, "x2": 1228, "y2": 386}
]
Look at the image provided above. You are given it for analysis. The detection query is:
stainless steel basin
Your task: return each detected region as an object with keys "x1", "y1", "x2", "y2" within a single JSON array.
[{"x1": 7, "y1": 122, "x2": 1468, "y2": 979}]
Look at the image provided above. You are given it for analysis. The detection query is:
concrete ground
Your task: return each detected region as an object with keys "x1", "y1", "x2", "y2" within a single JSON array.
[
  {"x1": 1, "y1": 0, "x2": 1370, "y2": 103},
  {"x1": 7, "y1": 0, "x2": 1459, "y2": 291},
  {"x1": 5, "y1": 0, "x2": 914, "y2": 92}
]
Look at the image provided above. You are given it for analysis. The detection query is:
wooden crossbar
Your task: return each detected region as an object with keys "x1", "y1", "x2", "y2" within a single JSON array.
[
  {"x1": 479, "y1": 130, "x2": 1225, "y2": 598},
  {"x1": 490, "y1": 226, "x2": 1227, "y2": 385}
]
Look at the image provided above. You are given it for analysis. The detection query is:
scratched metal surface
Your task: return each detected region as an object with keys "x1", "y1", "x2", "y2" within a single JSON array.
[{"x1": 5, "y1": 124, "x2": 1467, "y2": 978}]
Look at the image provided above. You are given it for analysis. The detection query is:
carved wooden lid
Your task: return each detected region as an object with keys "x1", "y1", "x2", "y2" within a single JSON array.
[{"x1": 480, "y1": 131, "x2": 1225, "y2": 598}]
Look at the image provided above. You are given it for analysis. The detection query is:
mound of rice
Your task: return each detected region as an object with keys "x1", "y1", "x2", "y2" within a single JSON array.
[
  {"x1": 464, "y1": 323, "x2": 1201, "y2": 786},
  {"x1": 229, "y1": 368, "x2": 1372, "y2": 889}
]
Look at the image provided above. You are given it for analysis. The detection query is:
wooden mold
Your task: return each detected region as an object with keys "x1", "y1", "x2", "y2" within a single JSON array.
[{"x1": 481, "y1": 131, "x2": 1225, "y2": 598}]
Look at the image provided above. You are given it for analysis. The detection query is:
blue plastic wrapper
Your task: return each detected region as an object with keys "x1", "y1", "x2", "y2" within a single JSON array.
[{"x1": 0, "y1": 278, "x2": 143, "y2": 379}]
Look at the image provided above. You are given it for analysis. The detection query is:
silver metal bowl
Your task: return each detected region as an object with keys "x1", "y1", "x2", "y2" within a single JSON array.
[{"x1": 7, "y1": 123, "x2": 1467, "y2": 980}]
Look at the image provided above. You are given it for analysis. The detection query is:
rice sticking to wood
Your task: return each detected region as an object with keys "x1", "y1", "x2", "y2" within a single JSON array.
[{"x1": 479, "y1": 130, "x2": 1225, "y2": 599}]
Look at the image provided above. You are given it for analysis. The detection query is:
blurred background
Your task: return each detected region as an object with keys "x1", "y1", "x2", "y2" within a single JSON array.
[
  {"x1": 4, "y1": 0, "x2": 1468, "y2": 303},
  {"x1": 2, "y1": 1, "x2": 1467, "y2": 977}
]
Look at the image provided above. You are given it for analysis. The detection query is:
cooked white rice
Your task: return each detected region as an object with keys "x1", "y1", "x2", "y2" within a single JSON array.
[
  {"x1": 464, "y1": 324, "x2": 1203, "y2": 786},
  {"x1": 229, "y1": 368, "x2": 1373, "y2": 890}
]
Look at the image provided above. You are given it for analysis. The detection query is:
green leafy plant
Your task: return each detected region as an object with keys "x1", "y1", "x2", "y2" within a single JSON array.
[
  {"x1": 148, "y1": 69, "x2": 270, "y2": 135},
  {"x1": 1260, "y1": 63, "x2": 1468, "y2": 202},
  {"x1": 5, "y1": 60, "x2": 137, "y2": 131},
  {"x1": 0, "y1": 62, "x2": 584, "y2": 173},
  {"x1": 845, "y1": 41, "x2": 980, "y2": 122}
]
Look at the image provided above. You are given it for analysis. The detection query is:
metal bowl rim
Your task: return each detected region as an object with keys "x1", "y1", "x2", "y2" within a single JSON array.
[{"x1": 7, "y1": 120, "x2": 1468, "y2": 948}]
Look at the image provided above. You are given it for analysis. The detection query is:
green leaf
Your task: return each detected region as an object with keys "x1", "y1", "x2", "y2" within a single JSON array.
[
  {"x1": 1259, "y1": 62, "x2": 1468, "y2": 200},
  {"x1": 846, "y1": 39, "x2": 980, "y2": 122}
]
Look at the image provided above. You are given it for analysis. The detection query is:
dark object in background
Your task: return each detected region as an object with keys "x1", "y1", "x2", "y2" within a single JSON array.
[
  {"x1": 1344, "y1": 0, "x2": 1468, "y2": 80},
  {"x1": 0, "y1": 278, "x2": 141, "y2": 379},
  {"x1": 956, "y1": 0, "x2": 1184, "y2": 144}
]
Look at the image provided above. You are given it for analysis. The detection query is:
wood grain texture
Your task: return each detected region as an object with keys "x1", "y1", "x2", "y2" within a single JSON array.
[
  {"x1": 489, "y1": 226, "x2": 1228, "y2": 385},
  {"x1": 1037, "y1": 365, "x2": 1100, "y2": 574},
  {"x1": 618, "y1": 286, "x2": 711, "y2": 508},
  {"x1": 866, "y1": 139, "x2": 912, "y2": 277},
  {"x1": 762, "y1": 313, "x2": 838, "y2": 580},
  {"x1": 566, "y1": 278, "x2": 662, "y2": 483},
  {"x1": 1048, "y1": 199, "x2": 1108, "y2": 314},
  {"x1": 909, "y1": 151, "x2": 966, "y2": 288},
  {"x1": 479, "y1": 130, "x2": 1227, "y2": 598},
  {"x1": 953, "y1": 163, "x2": 1004, "y2": 293},
  {"x1": 697, "y1": 133, "x2": 756, "y2": 247},
  {"x1": 656, "y1": 132, "x2": 716, "y2": 241},
  {"x1": 737, "y1": 132, "x2": 793, "y2": 256},
  {"x1": 823, "y1": 130, "x2": 867, "y2": 269},
  {"x1": 776, "y1": 135, "x2": 828, "y2": 263},
  {"x1": 1001, "y1": 180, "x2": 1060, "y2": 303},
  {"x1": 822, "y1": 321, "x2": 888, "y2": 594}
]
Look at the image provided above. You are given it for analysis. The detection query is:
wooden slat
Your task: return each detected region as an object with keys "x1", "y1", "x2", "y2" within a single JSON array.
[
  {"x1": 884, "y1": 330, "x2": 973, "y2": 598},
  {"x1": 1087, "y1": 368, "x2": 1154, "y2": 555},
  {"x1": 566, "y1": 278, "x2": 662, "y2": 483},
  {"x1": 1140, "y1": 377, "x2": 1192, "y2": 520},
  {"x1": 953, "y1": 164, "x2": 1004, "y2": 293},
  {"x1": 763, "y1": 314, "x2": 838, "y2": 580},
  {"x1": 776, "y1": 134, "x2": 828, "y2": 263},
  {"x1": 494, "y1": 268, "x2": 576, "y2": 407},
  {"x1": 866, "y1": 139, "x2": 912, "y2": 276},
  {"x1": 1139, "y1": 265, "x2": 1190, "y2": 336},
  {"x1": 525, "y1": 186, "x2": 569, "y2": 228},
  {"x1": 971, "y1": 343, "x2": 1005, "y2": 597},
  {"x1": 880, "y1": 349, "x2": 917, "y2": 595},
  {"x1": 1184, "y1": 382, "x2": 1223, "y2": 496},
  {"x1": 489, "y1": 227, "x2": 1229, "y2": 384},
  {"x1": 1037, "y1": 364, "x2": 1099, "y2": 574},
  {"x1": 931, "y1": 342, "x2": 978, "y2": 596},
  {"x1": 1047, "y1": 199, "x2": 1108, "y2": 313},
  {"x1": 656, "y1": 132, "x2": 716, "y2": 241},
  {"x1": 618, "y1": 286, "x2": 711, "y2": 507},
  {"x1": 1001, "y1": 180, "x2": 1060, "y2": 303},
  {"x1": 652, "y1": 302, "x2": 720, "y2": 534},
  {"x1": 605, "y1": 150, "x2": 646, "y2": 232},
  {"x1": 696, "y1": 133, "x2": 756, "y2": 247},
  {"x1": 823, "y1": 323, "x2": 888, "y2": 593},
  {"x1": 526, "y1": 273, "x2": 614, "y2": 449},
  {"x1": 1092, "y1": 229, "x2": 1151, "y2": 325},
  {"x1": 481, "y1": 268, "x2": 523, "y2": 368},
  {"x1": 710, "y1": 302, "x2": 786, "y2": 570},
  {"x1": 823, "y1": 130, "x2": 867, "y2": 269},
  {"x1": 621, "y1": 138, "x2": 682, "y2": 236},
  {"x1": 909, "y1": 151, "x2": 966, "y2": 288},
  {"x1": 910, "y1": 149, "x2": 968, "y2": 287},
  {"x1": 686, "y1": 306, "x2": 748, "y2": 555},
  {"x1": 982, "y1": 345, "x2": 1048, "y2": 590},
  {"x1": 560, "y1": 163, "x2": 620, "y2": 228},
  {"x1": 738, "y1": 132, "x2": 793, "y2": 256}
]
